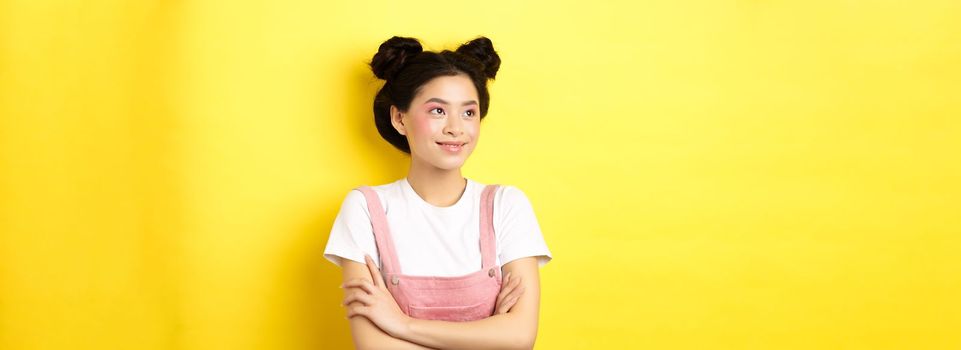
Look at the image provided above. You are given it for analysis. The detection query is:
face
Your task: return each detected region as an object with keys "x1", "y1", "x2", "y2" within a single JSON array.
[{"x1": 391, "y1": 74, "x2": 481, "y2": 171}]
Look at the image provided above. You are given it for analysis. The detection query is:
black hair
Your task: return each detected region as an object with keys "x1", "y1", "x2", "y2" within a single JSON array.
[{"x1": 369, "y1": 36, "x2": 500, "y2": 154}]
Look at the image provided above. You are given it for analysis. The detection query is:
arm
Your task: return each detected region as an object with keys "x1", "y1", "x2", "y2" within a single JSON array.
[
  {"x1": 345, "y1": 257, "x2": 542, "y2": 350},
  {"x1": 341, "y1": 259, "x2": 435, "y2": 350},
  {"x1": 401, "y1": 257, "x2": 541, "y2": 350}
]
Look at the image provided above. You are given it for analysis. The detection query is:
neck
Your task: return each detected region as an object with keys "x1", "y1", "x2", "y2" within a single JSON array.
[{"x1": 406, "y1": 157, "x2": 467, "y2": 208}]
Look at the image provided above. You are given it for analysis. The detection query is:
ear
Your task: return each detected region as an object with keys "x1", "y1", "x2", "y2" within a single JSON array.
[{"x1": 390, "y1": 105, "x2": 407, "y2": 136}]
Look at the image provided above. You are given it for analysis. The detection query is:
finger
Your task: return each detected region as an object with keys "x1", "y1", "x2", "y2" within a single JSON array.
[
  {"x1": 342, "y1": 279, "x2": 376, "y2": 294},
  {"x1": 342, "y1": 290, "x2": 375, "y2": 306},
  {"x1": 342, "y1": 279, "x2": 374, "y2": 292},
  {"x1": 496, "y1": 299, "x2": 511, "y2": 314},
  {"x1": 510, "y1": 274, "x2": 522, "y2": 288},
  {"x1": 502, "y1": 295, "x2": 519, "y2": 313},
  {"x1": 500, "y1": 285, "x2": 526, "y2": 313},
  {"x1": 494, "y1": 272, "x2": 518, "y2": 314},
  {"x1": 345, "y1": 305, "x2": 369, "y2": 319},
  {"x1": 497, "y1": 272, "x2": 514, "y2": 294},
  {"x1": 341, "y1": 277, "x2": 372, "y2": 287},
  {"x1": 496, "y1": 297, "x2": 510, "y2": 314},
  {"x1": 501, "y1": 285, "x2": 524, "y2": 307},
  {"x1": 500, "y1": 289, "x2": 524, "y2": 313},
  {"x1": 496, "y1": 278, "x2": 517, "y2": 306},
  {"x1": 364, "y1": 255, "x2": 385, "y2": 288},
  {"x1": 506, "y1": 286, "x2": 525, "y2": 303},
  {"x1": 502, "y1": 273, "x2": 520, "y2": 290},
  {"x1": 497, "y1": 273, "x2": 520, "y2": 305},
  {"x1": 341, "y1": 278, "x2": 373, "y2": 288},
  {"x1": 497, "y1": 293, "x2": 520, "y2": 314}
]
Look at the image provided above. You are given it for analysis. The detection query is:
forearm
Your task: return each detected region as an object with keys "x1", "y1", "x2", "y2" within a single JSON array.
[
  {"x1": 342, "y1": 257, "x2": 543, "y2": 350},
  {"x1": 341, "y1": 259, "x2": 435, "y2": 350},
  {"x1": 396, "y1": 258, "x2": 542, "y2": 350},
  {"x1": 399, "y1": 312, "x2": 537, "y2": 350},
  {"x1": 349, "y1": 313, "x2": 436, "y2": 350}
]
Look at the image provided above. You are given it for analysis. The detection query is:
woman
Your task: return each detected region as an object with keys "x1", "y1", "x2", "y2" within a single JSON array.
[{"x1": 323, "y1": 36, "x2": 552, "y2": 349}]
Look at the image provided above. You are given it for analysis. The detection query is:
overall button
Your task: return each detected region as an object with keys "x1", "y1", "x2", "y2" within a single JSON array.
[
  {"x1": 488, "y1": 268, "x2": 495, "y2": 277},
  {"x1": 391, "y1": 276, "x2": 399, "y2": 285}
]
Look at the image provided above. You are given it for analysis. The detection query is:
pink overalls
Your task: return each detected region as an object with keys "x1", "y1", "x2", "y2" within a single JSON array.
[{"x1": 355, "y1": 184, "x2": 503, "y2": 322}]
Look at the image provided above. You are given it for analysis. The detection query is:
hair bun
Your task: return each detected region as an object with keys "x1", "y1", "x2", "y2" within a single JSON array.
[
  {"x1": 456, "y1": 36, "x2": 500, "y2": 79},
  {"x1": 370, "y1": 36, "x2": 424, "y2": 80}
]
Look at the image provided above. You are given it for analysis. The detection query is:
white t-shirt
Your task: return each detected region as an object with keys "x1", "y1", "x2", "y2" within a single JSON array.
[{"x1": 323, "y1": 177, "x2": 552, "y2": 277}]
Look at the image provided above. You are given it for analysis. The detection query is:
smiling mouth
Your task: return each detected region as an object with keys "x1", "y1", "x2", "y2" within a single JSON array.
[{"x1": 436, "y1": 142, "x2": 466, "y2": 152}]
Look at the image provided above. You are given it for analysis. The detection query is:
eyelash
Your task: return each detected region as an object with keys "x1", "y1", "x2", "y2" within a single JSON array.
[{"x1": 430, "y1": 107, "x2": 476, "y2": 118}]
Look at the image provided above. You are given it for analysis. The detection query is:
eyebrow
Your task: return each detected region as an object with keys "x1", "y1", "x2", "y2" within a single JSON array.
[{"x1": 425, "y1": 97, "x2": 478, "y2": 107}]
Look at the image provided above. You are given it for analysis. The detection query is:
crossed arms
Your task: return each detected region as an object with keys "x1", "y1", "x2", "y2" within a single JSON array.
[{"x1": 339, "y1": 256, "x2": 541, "y2": 350}]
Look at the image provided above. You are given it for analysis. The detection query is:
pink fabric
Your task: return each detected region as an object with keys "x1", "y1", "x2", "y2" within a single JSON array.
[{"x1": 356, "y1": 184, "x2": 503, "y2": 322}]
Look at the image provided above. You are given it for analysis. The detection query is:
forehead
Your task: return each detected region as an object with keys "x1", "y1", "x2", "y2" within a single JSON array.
[{"x1": 413, "y1": 74, "x2": 478, "y2": 103}]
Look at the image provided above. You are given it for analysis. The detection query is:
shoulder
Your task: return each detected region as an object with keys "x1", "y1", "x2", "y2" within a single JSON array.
[
  {"x1": 334, "y1": 189, "x2": 370, "y2": 224},
  {"x1": 484, "y1": 183, "x2": 537, "y2": 217},
  {"x1": 467, "y1": 178, "x2": 533, "y2": 206},
  {"x1": 470, "y1": 179, "x2": 527, "y2": 198},
  {"x1": 336, "y1": 184, "x2": 387, "y2": 220},
  {"x1": 341, "y1": 179, "x2": 405, "y2": 211},
  {"x1": 340, "y1": 188, "x2": 368, "y2": 208},
  {"x1": 494, "y1": 184, "x2": 533, "y2": 207}
]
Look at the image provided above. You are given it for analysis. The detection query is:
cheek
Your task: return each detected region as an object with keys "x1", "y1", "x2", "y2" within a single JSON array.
[
  {"x1": 413, "y1": 115, "x2": 443, "y2": 140},
  {"x1": 409, "y1": 114, "x2": 434, "y2": 135},
  {"x1": 465, "y1": 120, "x2": 480, "y2": 138}
]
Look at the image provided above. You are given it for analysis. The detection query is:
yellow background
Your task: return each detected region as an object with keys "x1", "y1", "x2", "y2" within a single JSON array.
[{"x1": 1, "y1": 0, "x2": 959, "y2": 349}]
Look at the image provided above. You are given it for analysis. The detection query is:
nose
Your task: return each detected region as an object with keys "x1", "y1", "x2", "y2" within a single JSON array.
[{"x1": 443, "y1": 115, "x2": 464, "y2": 137}]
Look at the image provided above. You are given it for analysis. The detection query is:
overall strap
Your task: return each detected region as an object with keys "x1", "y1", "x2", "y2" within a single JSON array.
[
  {"x1": 479, "y1": 184, "x2": 500, "y2": 268},
  {"x1": 356, "y1": 186, "x2": 402, "y2": 274}
]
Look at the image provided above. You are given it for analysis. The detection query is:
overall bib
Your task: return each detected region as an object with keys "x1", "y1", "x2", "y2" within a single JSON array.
[{"x1": 355, "y1": 184, "x2": 503, "y2": 322}]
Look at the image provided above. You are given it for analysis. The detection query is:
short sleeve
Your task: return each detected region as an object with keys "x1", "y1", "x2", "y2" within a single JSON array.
[
  {"x1": 494, "y1": 185, "x2": 553, "y2": 268},
  {"x1": 323, "y1": 189, "x2": 382, "y2": 268}
]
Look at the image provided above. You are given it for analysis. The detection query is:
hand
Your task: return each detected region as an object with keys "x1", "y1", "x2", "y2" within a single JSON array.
[
  {"x1": 494, "y1": 271, "x2": 524, "y2": 315},
  {"x1": 341, "y1": 255, "x2": 412, "y2": 338}
]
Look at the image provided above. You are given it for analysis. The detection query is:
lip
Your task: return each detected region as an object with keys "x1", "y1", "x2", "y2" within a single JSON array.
[{"x1": 436, "y1": 141, "x2": 466, "y2": 153}]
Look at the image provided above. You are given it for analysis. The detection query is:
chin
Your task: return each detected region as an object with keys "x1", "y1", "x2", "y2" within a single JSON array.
[
  {"x1": 432, "y1": 160, "x2": 466, "y2": 170},
  {"x1": 431, "y1": 153, "x2": 471, "y2": 169}
]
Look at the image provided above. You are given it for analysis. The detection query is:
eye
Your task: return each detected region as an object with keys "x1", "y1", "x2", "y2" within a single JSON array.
[
  {"x1": 429, "y1": 107, "x2": 445, "y2": 116},
  {"x1": 463, "y1": 110, "x2": 476, "y2": 118}
]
